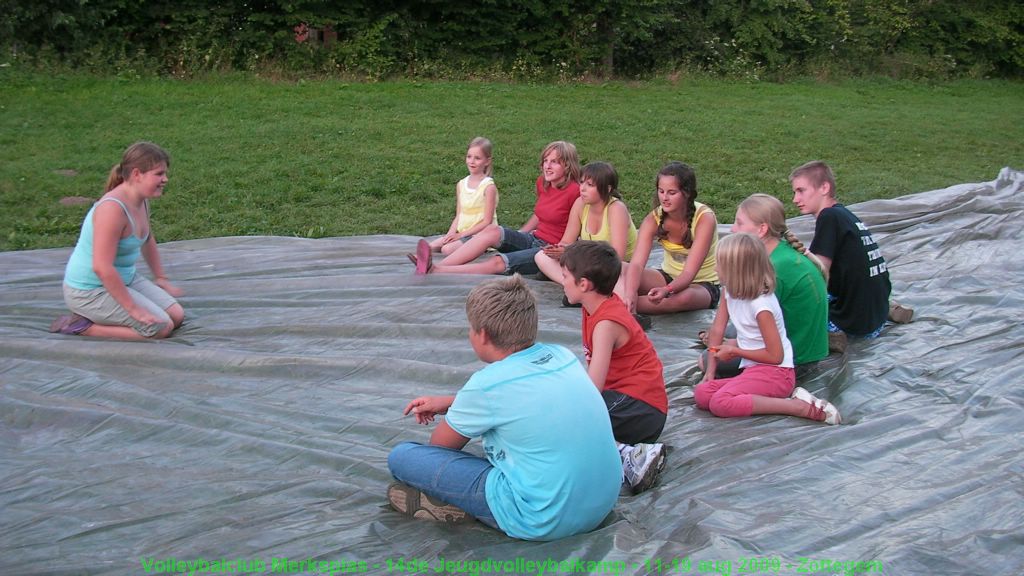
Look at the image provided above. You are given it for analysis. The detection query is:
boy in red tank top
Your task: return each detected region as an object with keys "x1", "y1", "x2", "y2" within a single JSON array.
[{"x1": 560, "y1": 240, "x2": 669, "y2": 494}]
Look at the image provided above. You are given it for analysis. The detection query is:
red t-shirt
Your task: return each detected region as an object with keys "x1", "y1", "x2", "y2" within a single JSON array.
[
  {"x1": 532, "y1": 176, "x2": 580, "y2": 245},
  {"x1": 582, "y1": 294, "x2": 668, "y2": 413}
]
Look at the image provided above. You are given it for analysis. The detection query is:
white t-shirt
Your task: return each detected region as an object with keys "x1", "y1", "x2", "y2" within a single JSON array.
[{"x1": 726, "y1": 291, "x2": 794, "y2": 369}]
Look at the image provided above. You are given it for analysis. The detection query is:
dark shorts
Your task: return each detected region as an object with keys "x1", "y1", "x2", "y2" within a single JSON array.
[
  {"x1": 601, "y1": 390, "x2": 666, "y2": 445},
  {"x1": 658, "y1": 269, "x2": 721, "y2": 309}
]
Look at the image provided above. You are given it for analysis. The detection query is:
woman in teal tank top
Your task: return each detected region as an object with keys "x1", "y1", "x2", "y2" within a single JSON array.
[{"x1": 51, "y1": 142, "x2": 185, "y2": 340}]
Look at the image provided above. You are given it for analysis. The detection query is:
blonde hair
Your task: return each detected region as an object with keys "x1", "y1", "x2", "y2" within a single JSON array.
[
  {"x1": 789, "y1": 160, "x2": 836, "y2": 197},
  {"x1": 738, "y1": 193, "x2": 828, "y2": 279},
  {"x1": 539, "y1": 141, "x2": 582, "y2": 190},
  {"x1": 468, "y1": 136, "x2": 494, "y2": 177},
  {"x1": 105, "y1": 141, "x2": 170, "y2": 193},
  {"x1": 465, "y1": 275, "x2": 537, "y2": 352},
  {"x1": 717, "y1": 232, "x2": 775, "y2": 300}
]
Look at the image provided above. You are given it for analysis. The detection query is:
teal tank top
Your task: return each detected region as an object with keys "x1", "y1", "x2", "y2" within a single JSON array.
[{"x1": 64, "y1": 198, "x2": 148, "y2": 290}]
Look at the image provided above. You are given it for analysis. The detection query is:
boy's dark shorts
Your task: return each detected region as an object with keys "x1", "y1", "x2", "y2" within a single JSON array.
[
  {"x1": 602, "y1": 390, "x2": 666, "y2": 445},
  {"x1": 657, "y1": 269, "x2": 721, "y2": 309}
]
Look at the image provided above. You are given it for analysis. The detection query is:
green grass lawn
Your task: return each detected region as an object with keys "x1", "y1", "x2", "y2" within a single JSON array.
[{"x1": 1, "y1": 70, "x2": 1021, "y2": 251}]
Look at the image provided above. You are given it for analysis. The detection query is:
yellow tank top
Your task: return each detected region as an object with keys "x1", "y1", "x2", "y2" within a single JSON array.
[
  {"x1": 654, "y1": 201, "x2": 718, "y2": 283},
  {"x1": 580, "y1": 198, "x2": 637, "y2": 261},
  {"x1": 455, "y1": 176, "x2": 497, "y2": 233}
]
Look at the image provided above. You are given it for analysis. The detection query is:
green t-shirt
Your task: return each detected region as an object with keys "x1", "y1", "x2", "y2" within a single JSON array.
[{"x1": 771, "y1": 241, "x2": 829, "y2": 365}]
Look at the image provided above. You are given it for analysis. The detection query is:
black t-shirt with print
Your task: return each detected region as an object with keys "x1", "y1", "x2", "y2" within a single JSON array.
[{"x1": 811, "y1": 204, "x2": 891, "y2": 335}]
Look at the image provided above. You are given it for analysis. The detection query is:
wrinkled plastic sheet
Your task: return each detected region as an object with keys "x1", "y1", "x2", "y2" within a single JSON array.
[{"x1": 1, "y1": 168, "x2": 1022, "y2": 576}]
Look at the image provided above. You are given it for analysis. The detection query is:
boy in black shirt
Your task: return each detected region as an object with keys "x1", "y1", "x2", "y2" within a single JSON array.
[{"x1": 790, "y1": 161, "x2": 899, "y2": 339}]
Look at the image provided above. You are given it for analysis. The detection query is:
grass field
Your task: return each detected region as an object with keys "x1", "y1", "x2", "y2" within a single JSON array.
[{"x1": 1, "y1": 69, "x2": 1021, "y2": 251}]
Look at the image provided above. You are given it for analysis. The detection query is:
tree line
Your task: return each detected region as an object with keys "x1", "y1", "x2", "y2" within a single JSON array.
[{"x1": 3, "y1": 0, "x2": 1021, "y2": 79}]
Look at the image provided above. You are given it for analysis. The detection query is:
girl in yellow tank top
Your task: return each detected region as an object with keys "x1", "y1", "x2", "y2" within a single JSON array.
[
  {"x1": 534, "y1": 162, "x2": 638, "y2": 300},
  {"x1": 625, "y1": 161, "x2": 721, "y2": 315},
  {"x1": 426, "y1": 137, "x2": 499, "y2": 255}
]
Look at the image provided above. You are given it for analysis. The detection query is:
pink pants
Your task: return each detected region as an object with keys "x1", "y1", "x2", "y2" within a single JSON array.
[{"x1": 694, "y1": 364, "x2": 796, "y2": 418}]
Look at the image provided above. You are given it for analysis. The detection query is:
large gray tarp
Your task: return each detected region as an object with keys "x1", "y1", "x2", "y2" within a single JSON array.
[{"x1": 2, "y1": 168, "x2": 1022, "y2": 576}]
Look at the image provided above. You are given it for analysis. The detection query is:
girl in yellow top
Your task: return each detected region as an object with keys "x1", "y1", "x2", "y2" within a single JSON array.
[
  {"x1": 426, "y1": 137, "x2": 499, "y2": 255},
  {"x1": 535, "y1": 161, "x2": 637, "y2": 299},
  {"x1": 625, "y1": 161, "x2": 720, "y2": 315}
]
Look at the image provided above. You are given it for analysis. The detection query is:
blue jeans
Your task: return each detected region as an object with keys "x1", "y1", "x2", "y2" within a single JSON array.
[
  {"x1": 496, "y1": 228, "x2": 547, "y2": 275},
  {"x1": 387, "y1": 442, "x2": 498, "y2": 528}
]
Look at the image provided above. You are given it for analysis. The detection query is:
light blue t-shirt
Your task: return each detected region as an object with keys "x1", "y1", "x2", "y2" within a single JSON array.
[
  {"x1": 64, "y1": 198, "x2": 148, "y2": 290},
  {"x1": 446, "y1": 342, "x2": 622, "y2": 541}
]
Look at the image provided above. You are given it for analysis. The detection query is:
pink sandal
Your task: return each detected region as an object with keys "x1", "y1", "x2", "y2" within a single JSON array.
[{"x1": 414, "y1": 239, "x2": 433, "y2": 275}]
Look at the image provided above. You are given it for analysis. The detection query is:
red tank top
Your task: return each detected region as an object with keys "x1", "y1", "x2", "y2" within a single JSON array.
[{"x1": 582, "y1": 294, "x2": 667, "y2": 413}]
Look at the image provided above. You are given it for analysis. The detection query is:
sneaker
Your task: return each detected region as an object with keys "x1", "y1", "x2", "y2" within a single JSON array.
[
  {"x1": 791, "y1": 387, "x2": 842, "y2": 425},
  {"x1": 561, "y1": 295, "x2": 582, "y2": 308},
  {"x1": 888, "y1": 302, "x2": 914, "y2": 324},
  {"x1": 633, "y1": 313, "x2": 652, "y2": 332},
  {"x1": 414, "y1": 239, "x2": 432, "y2": 275},
  {"x1": 620, "y1": 442, "x2": 666, "y2": 494},
  {"x1": 386, "y1": 482, "x2": 470, "y2": 523},
  {"x1": 827, "y1": 331, "x2": 847, "y2": 354},
  {"x1": 49, "y1": 314, "x2": 92, "y2": 335}
]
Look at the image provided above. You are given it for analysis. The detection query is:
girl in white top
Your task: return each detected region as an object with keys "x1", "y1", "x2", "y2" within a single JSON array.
[
  {"x1": 426, "y1": 137, "x2": 499, "y2": 255},
  {"x1": 696, "y1": 233, "x2": 840, "y2": 424}
]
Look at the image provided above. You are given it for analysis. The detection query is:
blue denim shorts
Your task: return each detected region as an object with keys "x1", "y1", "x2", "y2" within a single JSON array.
[{"x1": 496, "y1": 227, "x2": 548, "y2": 275}]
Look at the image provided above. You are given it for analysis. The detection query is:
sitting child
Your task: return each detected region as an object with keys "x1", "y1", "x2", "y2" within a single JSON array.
[
  {"x1": 790, "y1": 160, "x2": 905, "y2": 340},
  {"x1": 697, "y1": 233, "x2": 841, "y2": 425},
  {"x1": 559, "y1": 241, "x2": 668, "y2": 493},
  {"x1": 387, "y1": 275, "x2": 622, "y2": 541}
]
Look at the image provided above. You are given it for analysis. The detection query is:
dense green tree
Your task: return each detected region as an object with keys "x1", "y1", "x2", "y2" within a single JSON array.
[{"x1": 1, "y1": 0, "x2": 1020, "y2": 78}]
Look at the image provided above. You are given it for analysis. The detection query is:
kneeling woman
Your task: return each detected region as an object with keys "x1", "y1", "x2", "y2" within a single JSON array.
[{"x1": 52, "y1": 141, "x2": 185, "y2": 340}]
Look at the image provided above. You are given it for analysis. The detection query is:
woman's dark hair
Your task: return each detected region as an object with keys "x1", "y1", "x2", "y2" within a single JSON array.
[{"x1": 654, "y1": 161, "x2": 697, "y2": 248}]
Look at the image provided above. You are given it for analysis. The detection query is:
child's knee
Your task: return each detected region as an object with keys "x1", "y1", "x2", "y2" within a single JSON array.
[
  {"x1": 480, "y1": 225, "x2": 501, "y2": 242},
  {"x1": 167, "y1": 304, "x2": 185, "y2": 327},
  {"x1": 387, "y1": 441, "x2": 423, "y2": 478},
  {"x1": 693, "y1": 383, "x2": 712, "y2": 410},
  {"x1": 488, "y1": 256, "x2": 509, "y2": 274},
  {"x1": 708, "y1": 394, "x2": 749, "y2": 418}
]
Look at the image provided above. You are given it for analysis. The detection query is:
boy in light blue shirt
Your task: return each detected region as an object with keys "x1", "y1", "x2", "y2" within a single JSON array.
[{"x1": 387, "y1": 275, "x2": 622, "y2": 541}]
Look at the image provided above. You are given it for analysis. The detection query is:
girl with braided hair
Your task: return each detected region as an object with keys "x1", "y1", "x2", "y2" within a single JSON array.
[
  {"x1": 701, "y1": 194, "x2": 830, "y2": 379},
  {"x1": 624, "y1": 161, "x2": 720, "y2": 315}
]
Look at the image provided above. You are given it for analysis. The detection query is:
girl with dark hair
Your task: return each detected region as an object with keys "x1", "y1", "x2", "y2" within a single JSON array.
[
  {"x1": 534, "y1": 161, "x2": 637, "y2": 299},
  {"x1": 624, "y1": 161, "x2": 720, "y2": 315}
]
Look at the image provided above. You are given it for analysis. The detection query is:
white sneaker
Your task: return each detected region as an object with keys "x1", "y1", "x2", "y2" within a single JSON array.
[
  {"x1": 619, "y1": 442, "x2": 666, "y2": 494},
  {"x1": 791, "y1": 387, "x2": 842, "y2": 425}
]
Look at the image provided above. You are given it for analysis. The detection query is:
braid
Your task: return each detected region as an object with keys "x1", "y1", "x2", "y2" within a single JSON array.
[
  {"x1": 782, "y1": 229, "x2": 806, "y2": 252},
  {"x1": 783, "y1": 229, "x2": 828, "y2": 280},
  {"x1": 680, "y1": 199, "x2": 696, "y2": 248},
  {"x1": 655, "y1": 206, "x2": 669, "y2": 241}
]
